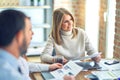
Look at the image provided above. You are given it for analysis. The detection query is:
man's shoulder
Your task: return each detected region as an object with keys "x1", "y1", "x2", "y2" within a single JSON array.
[
  {"x1": 0, "y1": 60, "x2": 23, "y2": 80},
  {"x1": 0, "y1": 71, "x2": 23, "y2": 80},
  {"x1": 0, "y1": 59, "x2": 15, "y2": 72}
]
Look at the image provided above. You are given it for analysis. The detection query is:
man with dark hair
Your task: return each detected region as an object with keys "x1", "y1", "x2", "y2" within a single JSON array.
[{"x1": 0, "y1": 9, "x2": 33, "y2": 80}]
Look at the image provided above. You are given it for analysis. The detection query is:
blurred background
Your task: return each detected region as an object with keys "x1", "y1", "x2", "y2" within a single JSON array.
[{"x1": 0, "y1": 0, "x2": 119, "y2": 59}]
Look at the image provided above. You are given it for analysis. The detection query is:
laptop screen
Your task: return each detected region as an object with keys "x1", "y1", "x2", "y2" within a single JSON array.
[{"x1": 41, "y1": 71, "x2": 55, "y2": 80}]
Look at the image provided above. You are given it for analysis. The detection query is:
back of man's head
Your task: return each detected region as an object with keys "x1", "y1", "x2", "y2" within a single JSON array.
[{"x1": 0, "y1": 9, "x2": 27, "y2": 47}]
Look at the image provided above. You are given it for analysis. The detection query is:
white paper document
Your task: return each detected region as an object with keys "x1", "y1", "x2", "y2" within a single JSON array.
[
  {"x1": 50, "y1": 61, "x2": 83, "y2": 79},
  {"x1": 92, "y1": 70, "x2": 120, "y2": 80},
  {"x1": 79, "y1": 52, "x2": 102, "y2": 60}
]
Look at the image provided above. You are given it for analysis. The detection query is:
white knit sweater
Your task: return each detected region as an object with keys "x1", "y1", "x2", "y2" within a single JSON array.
[{"x1": 41, "y1": 28, "x2": 97, "y2": 63}]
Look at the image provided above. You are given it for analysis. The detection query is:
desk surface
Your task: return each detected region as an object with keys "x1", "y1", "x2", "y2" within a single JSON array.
[
  {"x1": 30, "y1": 71, "x2": 91, "y2": 80},
  {"x1": 27, "y1": 56, "x2": 41, "y2": 62},
  {"x1": 27, "y1": 56, "x2": 120, "y2": 80},
  {"x1": 27, "y1": 56, "x2": 92, "y2": 80}
]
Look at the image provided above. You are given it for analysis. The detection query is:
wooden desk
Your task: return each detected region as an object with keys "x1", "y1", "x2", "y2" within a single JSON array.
[
  {"x1": 30, "y1": 71, "x2": 91, "y2": 80},
  {"x1": 27, "y1": 56, "x2": 92, "y2": 80},
  {"x1": 27, "y1": 56, "x2": 120, "y2": 80},
  {"x1": 27, "y1": 56, "x2": 41, "y2": 63}
]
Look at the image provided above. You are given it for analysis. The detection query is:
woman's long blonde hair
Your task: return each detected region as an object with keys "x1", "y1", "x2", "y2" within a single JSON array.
[{"x1": 51, "y1": 8, "x2": 78, "y2": 45}]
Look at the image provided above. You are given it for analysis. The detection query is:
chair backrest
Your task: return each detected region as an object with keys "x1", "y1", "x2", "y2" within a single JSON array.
[{"x1": 52, "y1": 48, "x2": 56, "y2": 56}]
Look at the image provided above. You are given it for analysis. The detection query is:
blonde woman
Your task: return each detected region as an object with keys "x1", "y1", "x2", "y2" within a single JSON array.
[{"x1": 41, "y1": 8, "x2": 101, "y2": 64}]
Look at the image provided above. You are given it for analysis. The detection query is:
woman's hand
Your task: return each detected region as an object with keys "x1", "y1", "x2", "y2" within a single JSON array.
[
  {"x1": 49, "y1": 63, "x2": 63, "y2": 71},
  {"x1": 53, "y1": 56, "x2": 68, "y2": 64},
  {"x1": 63, "y1": 58, "x2": 68, "y2": 64},
  {"x1": 92, "y1": 54, "x2": 101, "y2": 63}
]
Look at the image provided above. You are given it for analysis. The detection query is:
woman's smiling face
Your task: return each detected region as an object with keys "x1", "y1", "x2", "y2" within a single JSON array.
[{"x1": 61, "y1": 14, "x2": 73, "y2": 31}]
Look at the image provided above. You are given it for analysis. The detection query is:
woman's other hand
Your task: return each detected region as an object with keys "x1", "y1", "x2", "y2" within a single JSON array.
[
  {"x1": 63, "y1": 58, "x2": 68, "y2": 64},
  {"x1": 92, "y1": 54, "x2": 101, "y2": 63}
]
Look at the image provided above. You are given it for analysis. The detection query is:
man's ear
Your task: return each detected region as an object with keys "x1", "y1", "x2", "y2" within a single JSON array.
[{"x1": 15, "y1": 30, "x2": 24, "y2": 45}]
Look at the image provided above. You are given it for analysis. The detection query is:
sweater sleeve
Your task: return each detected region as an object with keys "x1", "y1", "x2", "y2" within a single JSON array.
[
  {"x1": 40, "y1": 36, "x2": 54, "y2": 63},
  {"x1": 84, "y1": 30, "x2": 97, "y2": 55}
]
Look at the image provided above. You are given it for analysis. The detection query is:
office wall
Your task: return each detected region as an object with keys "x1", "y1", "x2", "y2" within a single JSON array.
[
  {"x1": 53, "y1": 0, "x2": 85, "y2": 29},
  {"x1": 114, "y1": 0, "x2": 120, "y2": 59},
  {"x1": 98, "y1": 0, "x2": 107, "y2": 58}
]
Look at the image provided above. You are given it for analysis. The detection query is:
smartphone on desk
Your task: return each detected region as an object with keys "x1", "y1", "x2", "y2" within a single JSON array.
[{"x1": 104, "y1": 60, "x2": 119, "y2": 65}]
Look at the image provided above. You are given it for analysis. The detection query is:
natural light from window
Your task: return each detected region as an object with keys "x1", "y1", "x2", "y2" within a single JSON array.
[
  {"x1": 106, "y1": 0, "x2": 116, "y2": 58},
  {"x1": 85, "y1": 0, "x2": 100, "y2": 51}
]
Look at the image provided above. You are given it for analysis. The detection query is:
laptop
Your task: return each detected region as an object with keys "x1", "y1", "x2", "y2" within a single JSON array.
[{"x1": 41, "y1": 71, "x2": 55, "y2": 80}]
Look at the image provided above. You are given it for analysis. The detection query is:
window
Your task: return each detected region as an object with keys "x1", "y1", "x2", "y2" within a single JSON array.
[
  {"x1": 85, "y1": 0, "x2": 100, "y2": 50},
  {"x1": 105, "y1": 0, "x2": 116, "y2": 58}
]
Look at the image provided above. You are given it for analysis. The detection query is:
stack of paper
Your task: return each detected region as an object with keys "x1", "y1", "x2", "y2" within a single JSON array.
[
  {"x1": 90, "y1": 59, "x2": 120, "y2": 80},
  {"x1": 99, "y1": 59, "x2": 120, "y2": 71},
  {"x1": 92, "y1": 70, "x2": 120, "y2": 80}
]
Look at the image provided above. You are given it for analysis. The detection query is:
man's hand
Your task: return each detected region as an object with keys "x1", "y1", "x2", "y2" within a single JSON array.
[
  {"x1": 49, "y1": 63, "x2": 63, "y2": 71},
  {"x1": 63, "y1": 75, "x2": 75, "y2": 80}
]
